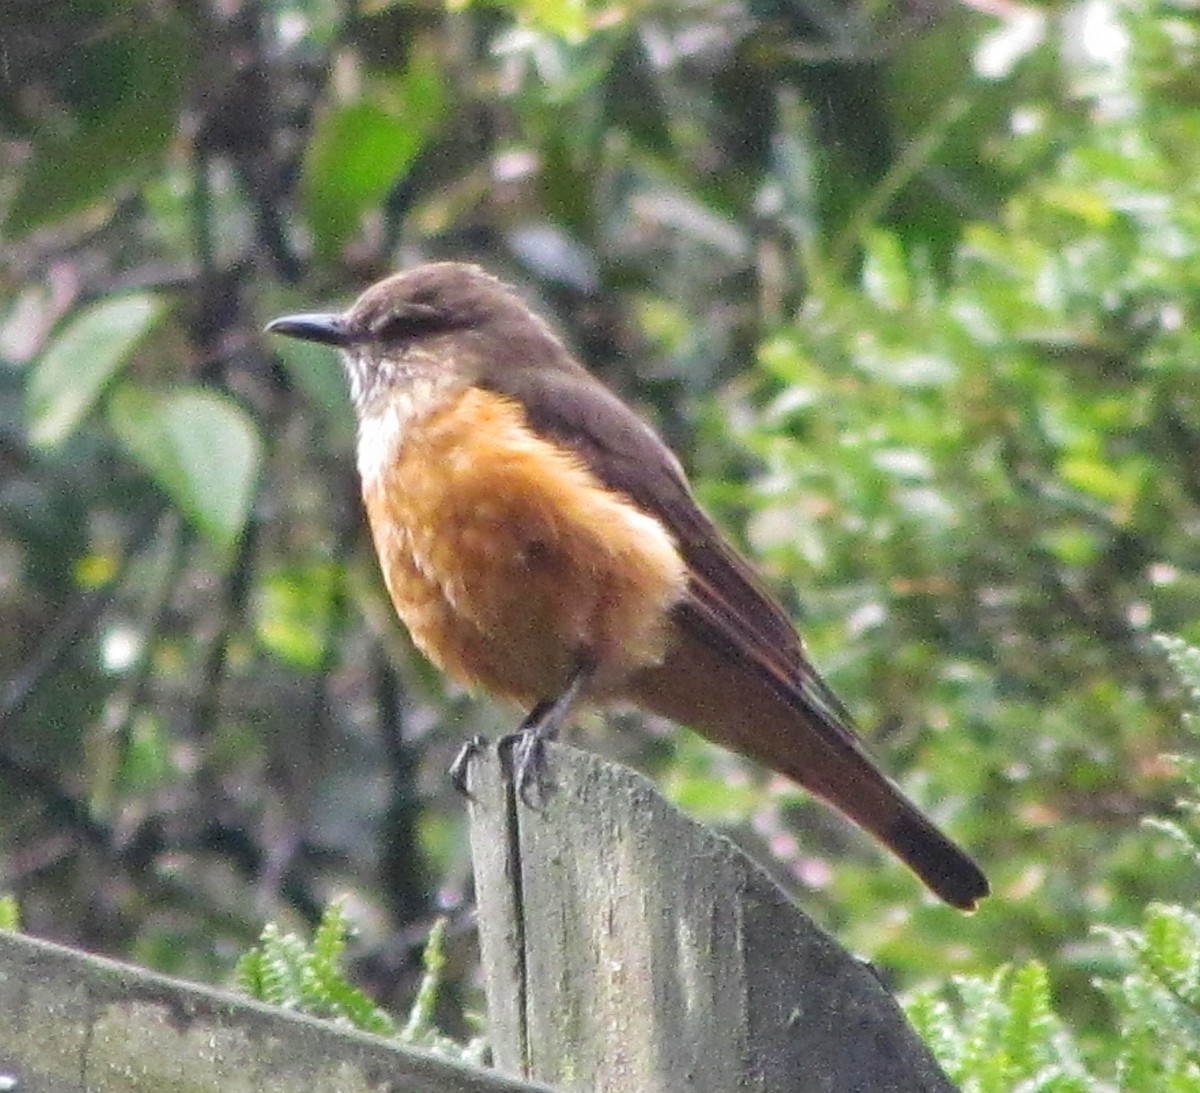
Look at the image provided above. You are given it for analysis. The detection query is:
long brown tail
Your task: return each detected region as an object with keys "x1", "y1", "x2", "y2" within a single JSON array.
[{"x1": 629, "y1": 629, "x2": 989, "y2": 910}]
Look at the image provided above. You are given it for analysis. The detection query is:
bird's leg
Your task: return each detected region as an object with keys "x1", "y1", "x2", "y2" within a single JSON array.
[
  {"x1": 448, "y1": 734, "x2": 489, "y2": 797},
  {"x1": 505, "y1": 658, "x2": 594, "y2": 807}
]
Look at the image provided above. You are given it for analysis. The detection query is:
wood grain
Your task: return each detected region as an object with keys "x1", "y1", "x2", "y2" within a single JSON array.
[{"x1": 467, "y1": 741, "x2": 958, "y2": 1093}]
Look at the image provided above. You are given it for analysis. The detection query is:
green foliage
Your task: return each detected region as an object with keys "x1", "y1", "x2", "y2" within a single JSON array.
[
  {"x1": 236, "y1": 900, "x2": 485, "y2": 1064},
  {"x1": 237, "y1": 899, "x2": 397, "y2": 1037},
  {"x1": 0, "y1": 895, "x2": 20, "y2": 932},
  {"x1": 724, "y1": 0, "x2": 1200, "y2": 973},
  {"x1": 475, "y1": 0, "x2": 595, "y2": 41},
  {"x1": 4, "y1": 12, "x2": 189, "y2": 234},
  {"x1": 1158, "y1": 634, "x2": 1200, "y2": 728},
  {"x1": 400, "y1": 918, "x2": 486, "y2": 1061},
  {"x1": 907, "y1": 963, "x2": 1089, "y2": 1092},
  {"x1": 906, "y1": 635, "x2": 1200, "y2": 1089},
  {"x1": 253, "y1": 562, "x2": 340, "y2": 669},
  {"x1": 4, "y1": 0, "x2": 1200, "y2": 1075},
  {"x1": 109, "y1": 387, "x2": 263, "y2": 550},
  {"x1": 26, "y1": 295, "x2": 165, "y2": 449},
  {"x1": 303, "y1": 47, "x2": 448, "y2": 260},
  {"x1": 1100, "y1": 905, "x2": 1200, "y2": 1088}
]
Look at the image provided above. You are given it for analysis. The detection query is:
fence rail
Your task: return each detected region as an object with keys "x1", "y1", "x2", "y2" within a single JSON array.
[
  {"x1": 0, "y1": 742, "x2": 956, "y2": 1092},
  {"x1": 0, "y1": 930, "x2": 552, "y2": 1092}
]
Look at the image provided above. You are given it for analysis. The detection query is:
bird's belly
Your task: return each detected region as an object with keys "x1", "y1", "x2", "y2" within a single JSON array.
[{"x1": 358, "y1": 387, "x2": 688, "y2": 706}]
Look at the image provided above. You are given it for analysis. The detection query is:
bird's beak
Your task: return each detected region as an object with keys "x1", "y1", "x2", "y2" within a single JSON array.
[{"x1": 265, "y1": 312, "x2": 352, "y2": 347}]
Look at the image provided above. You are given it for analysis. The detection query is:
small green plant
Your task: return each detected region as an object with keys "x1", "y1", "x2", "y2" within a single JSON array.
[
  {"x1": 906, "y1": 963, "x2": 1091, "y2": 1092},
  {"x1": 906, "y1": 635, "x2": 1200, "y2": 1090},
  {"x1": 1096, "y1": 635, "x2": 1200, "y2": 1089},
  {"x1": 236, "y1": 898, "x2": 485, "y2": 1065},
  {"x1": 0, "y1": 895, "x2": 20, "y2": 932}
]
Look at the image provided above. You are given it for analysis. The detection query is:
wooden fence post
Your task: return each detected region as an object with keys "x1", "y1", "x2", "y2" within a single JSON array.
[{"x1": 467, "y1": 741, "x2": 958, "y2": 1093}]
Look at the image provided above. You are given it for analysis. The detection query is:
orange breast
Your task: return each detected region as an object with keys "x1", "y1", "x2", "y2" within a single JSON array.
[{"x1": 359, "y1": 385, "x2": 688, "y2": 706}]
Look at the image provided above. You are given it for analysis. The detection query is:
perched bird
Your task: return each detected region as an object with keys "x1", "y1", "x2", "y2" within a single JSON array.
[{"x1": 267, "y1": 262, "x2": 988, "y2": 910}]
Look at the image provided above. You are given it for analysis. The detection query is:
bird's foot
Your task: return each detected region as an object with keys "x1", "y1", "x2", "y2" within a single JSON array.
[
  {"x1": 501, "y1": 658, "x2": 594, "y2": 808},
  {"x1": 501, "y1": 697, "x2": 559, "y2": 808},
  {"x1": 448, "y1": 734, "x2": 488, "y2": 797}
]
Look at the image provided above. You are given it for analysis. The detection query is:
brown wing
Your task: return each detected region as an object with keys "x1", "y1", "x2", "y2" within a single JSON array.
[{"x1": 483, "y1": 366, "x2": 858, "y2": 738}]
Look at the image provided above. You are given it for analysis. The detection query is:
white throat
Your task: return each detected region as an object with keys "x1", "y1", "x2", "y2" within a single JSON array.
[{"x1": 354, "y1": 374, "x2": 459, "y2": 488}]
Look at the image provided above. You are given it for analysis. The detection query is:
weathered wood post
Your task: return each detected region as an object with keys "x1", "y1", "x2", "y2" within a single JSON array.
[
  {"x1": 467, "y1": 741, "x2": 957, "y2": 1093},
  {"x1": 0, "y1": 929, "x2": 557, "y2": 1093}
]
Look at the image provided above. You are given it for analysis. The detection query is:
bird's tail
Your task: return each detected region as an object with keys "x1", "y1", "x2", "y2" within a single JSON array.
[{"x1": 629, "y1": 630, "x2": 989, "y2": 911}]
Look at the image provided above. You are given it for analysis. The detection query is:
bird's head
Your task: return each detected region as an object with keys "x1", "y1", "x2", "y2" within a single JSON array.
[{"x1": 267, "y1": 262, "x2": 574, "y2": 412}]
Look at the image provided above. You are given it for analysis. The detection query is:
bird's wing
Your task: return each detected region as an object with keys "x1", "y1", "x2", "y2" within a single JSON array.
[
  {"x1": 484, "y1": 366, "x2": 989, "y2": 911},
  {"x1": 482, "y1": 366, "x2": 859, "y2": 741}
]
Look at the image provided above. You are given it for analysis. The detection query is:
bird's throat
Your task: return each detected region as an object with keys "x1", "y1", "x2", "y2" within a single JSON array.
[{"x1": 354, "y1": 373, "x2": 465, "y2": 490}]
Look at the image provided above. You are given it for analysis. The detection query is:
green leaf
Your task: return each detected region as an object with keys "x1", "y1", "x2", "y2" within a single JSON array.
[
  {"x1": 402, "y1": 918, "x2": 448, "y2": 1043},
  {"x1": 1001, "y1": 962, "x2": 1054, "y2": 1076},
  {"x1": 515, "y1": 0, "x2": 591, "y2": 41},
  {"x1": 234, "y1": 947, "x2": 268, "y2": 1000},
  {"x1": 254, "y1": 563, "x2": 339, "y2": 669},
  {"x1": 1059, "y1": 454, "x2": 1139, "y2": 506},
  {"x1": 109, "y1": 385, "x2": 262, "y2": 550},
  {"x1": 861, "y1": 230, "x2": 912, "y2": 311},
  {"x1": 236, "y1": 900, "x2": 396, "y2": 1038},
  {"x1": 303, "y1": 49, "x2": 447, "y2": 259},
  {"x1": 5, "y1": 23, "x2": 187, "y2": 234},
  {"x1": 449, "y1": 0, "x2": 592, "y2": 40},
  {"x1": 119, "y1": 711, "x2": 176, "y2": 794},
  {"x1": 1157, "y1": 633, "x2": 1200, "y2": 703},
  {"x1": 0, "y1": 895, "x2": 20, "y2": 932},
  {"x1": 271, "y1": 336, "x2": 356, "y2": 440},
  {"x1": 310, "y1": 904, "x2": 346, "y2": 976},
  {"x1": 26, "y1": 294, "x2": 164, "y2": 449}
]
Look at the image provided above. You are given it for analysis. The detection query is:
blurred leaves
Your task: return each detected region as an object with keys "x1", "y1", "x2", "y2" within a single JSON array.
[
  {"x1": 109, "y1": 387, "x2": 262, "y2": 550},
  {"x1": 0, "y1": 895, "x2": 20, "y2": 932},
  {"x1": 237, "y1": 898, "x2": 397, "y2": 1037},
  {"x1": 907, "y1": 635, "x2": 1200, "y2": 1088},
  {"x1": 237, "y1": 900, "x2": 486, "y2": 1062},
  {"x1": 254, "y1": 563, "x2": 338, "y2": 669},
  {"x1": 3, "y1": 0, "x2": 1200, "y2": 1074},
  {"x1": 26, "y1": 294, "x2": 165, "y2": 449},
  {"x1": 303, "y1": 47, "x2": 448, "y2": 259},
  {"x1": 3, "y1": 10, "x2": 188, "y2": 234},
  {"x1": 907, "y1": 962, "x2": 1090, "y2": 1092}
]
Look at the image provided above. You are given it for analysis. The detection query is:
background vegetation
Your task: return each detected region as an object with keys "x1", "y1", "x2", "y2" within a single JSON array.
[{"x1": 2, "y1": 0, "x2": 1198, "y2": 1079}]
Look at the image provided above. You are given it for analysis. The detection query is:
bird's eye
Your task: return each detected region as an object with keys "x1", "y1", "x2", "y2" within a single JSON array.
[{"x1": 372, "y1": 303, "x2": 459, "y2": 342}]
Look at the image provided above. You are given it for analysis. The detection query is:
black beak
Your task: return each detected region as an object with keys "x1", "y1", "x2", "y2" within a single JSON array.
[{"x1": 265, "y1": 312, "x2": 351, "y2": 347}]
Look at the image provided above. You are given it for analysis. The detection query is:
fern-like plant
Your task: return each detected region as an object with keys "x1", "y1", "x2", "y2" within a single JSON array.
[
  {"x1": 0, "y1": 895, "x2": 19, "y2": 932},
  {"x1": 906, "y1": 633, "x2": 1200, "y2": 1091},
  {"x1": 236, "y1": 898, "x2": 485, "y2": 1064}
]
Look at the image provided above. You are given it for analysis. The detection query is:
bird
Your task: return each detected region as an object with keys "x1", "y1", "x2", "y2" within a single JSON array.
[{"x1": 266, "y1": 262, "x2": 989, "y2": 910}]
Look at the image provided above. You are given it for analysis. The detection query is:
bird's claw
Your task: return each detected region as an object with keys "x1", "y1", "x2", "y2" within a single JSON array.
[
  {"x1": 500, "y1": 727, "x2": 553, "y2": 807},
  {"x1": 448, "y1": 734, "x2": 488, "y2": 797}
]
